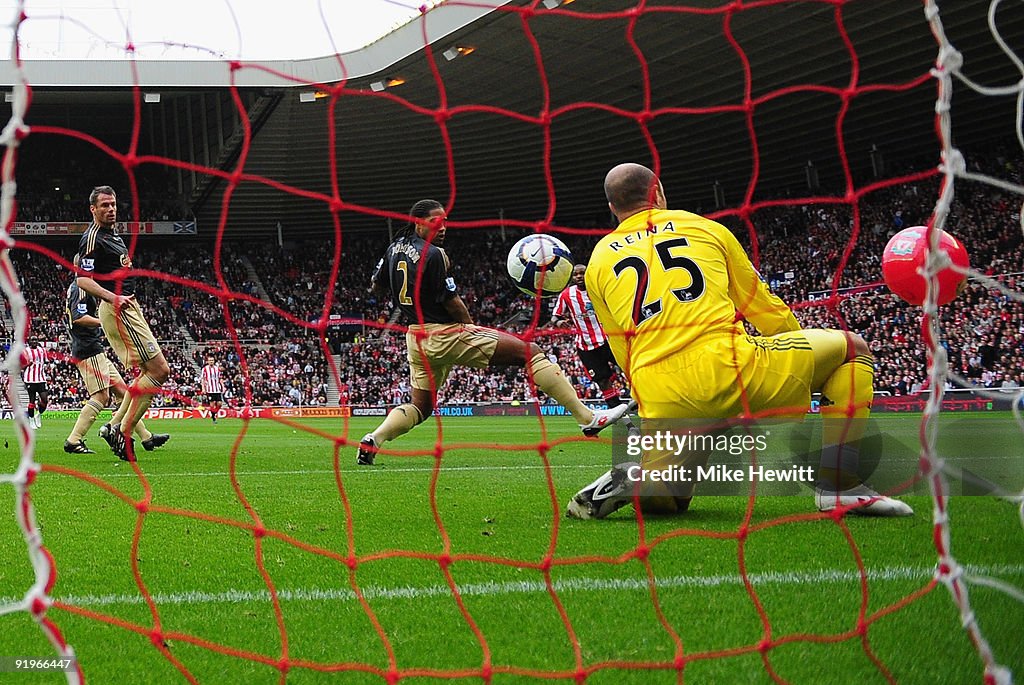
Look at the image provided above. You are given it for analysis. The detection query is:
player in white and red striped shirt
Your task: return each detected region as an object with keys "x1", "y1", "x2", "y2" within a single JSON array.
[
  {"x1": 200, "y1": 357, "x2": 225, "y2": 423},
  {"x1": 552, "y1": 264, "x2": 637, "y2": 434},
  {"x1": 21, "y1": 339, "x2": 49, "y2": 429}
]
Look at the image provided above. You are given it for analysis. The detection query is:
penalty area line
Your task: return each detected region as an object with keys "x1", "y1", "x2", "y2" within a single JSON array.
[{"x1": 14, "y1": 563, "x2": 1024, "y2": 609}]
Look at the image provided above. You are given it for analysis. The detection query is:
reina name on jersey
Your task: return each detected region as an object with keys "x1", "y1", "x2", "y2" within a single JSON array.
[{"x1": 605, "y1": 221, "x2": 678, "y2": 252}]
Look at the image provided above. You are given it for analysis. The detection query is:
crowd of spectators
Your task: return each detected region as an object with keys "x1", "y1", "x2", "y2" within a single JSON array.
[
  {"x1": 2, "y1": 149, "x2": 1023, "y2": 409},
  {"x1": 14, "y1": 140, "x2": 187, "y2": 224},
  {"x1": 193, "y1": 341, "x2": 331, "y2": 408}
]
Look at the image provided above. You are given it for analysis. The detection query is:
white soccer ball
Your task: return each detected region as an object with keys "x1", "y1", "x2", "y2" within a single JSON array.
[{"x1": 506, "y1": 234, "x2": 574, "y2": 298}]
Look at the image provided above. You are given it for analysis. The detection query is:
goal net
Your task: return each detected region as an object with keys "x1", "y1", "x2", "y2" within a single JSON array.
[{"x1": 1, "y1": 1, "x2": 1022, "y2": 683}]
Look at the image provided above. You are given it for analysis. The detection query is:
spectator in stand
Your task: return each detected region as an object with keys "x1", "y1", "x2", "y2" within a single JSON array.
[{"x1": 4, "y1": 149, "x2": 1023, "y2": 409}]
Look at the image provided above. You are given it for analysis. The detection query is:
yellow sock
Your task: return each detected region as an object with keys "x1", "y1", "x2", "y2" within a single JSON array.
[
  {"x1": 69, "y1": 399, "x2": 103, "y2": 443},
  {"x1": 819, "y1": 354, "x2": 874, "y2": 490},
  {"x1": 374, "y1": 403, "x2": 424, "y2": 444},
  {"x1": 527, "y1": 353, "x2": 593, "y2": 424}
]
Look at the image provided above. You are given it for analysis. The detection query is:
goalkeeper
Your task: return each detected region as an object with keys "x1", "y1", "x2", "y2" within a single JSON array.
[{"x1": 566, "y1": 163, "x2": 913, "y2": 519}]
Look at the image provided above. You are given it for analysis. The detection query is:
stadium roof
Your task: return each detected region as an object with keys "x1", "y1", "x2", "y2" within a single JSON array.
[
  {"x1": 0, "y1": 0, "x2": 454, "y2": 62},
  {"x1": 0, "y1": 1, "x2": 505, "y2": 86},
  {"x1": 2, "y1": 1, "x2": 1024, "y2": 239}
]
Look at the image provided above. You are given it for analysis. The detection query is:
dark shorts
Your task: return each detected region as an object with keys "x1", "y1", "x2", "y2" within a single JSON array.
[
  {"x1": 578, "y1": 343, "x2": 618, "y2": 383},
  {"x1": 25, "y1": 382, "x2": 47, "y2": 397},
  {"x1": 207, "y1": 393, "x2": 223, "y2": 403}
]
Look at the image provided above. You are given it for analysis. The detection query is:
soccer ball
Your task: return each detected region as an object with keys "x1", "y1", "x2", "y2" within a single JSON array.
[
  {"x1": 506, "y1": 233, "x2": 574, "y2": 298},
  {"x1": 881, "y1": 226, "x2": 969, "y2": 306}
]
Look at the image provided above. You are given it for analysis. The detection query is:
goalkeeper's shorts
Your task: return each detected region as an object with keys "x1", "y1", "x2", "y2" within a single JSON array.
[
  {"x1": 633, "y1": 328, "x2": 849, "y2": 421},
  {"x1": 406, "y1": 323, "x2": 500, "y2": 392}
]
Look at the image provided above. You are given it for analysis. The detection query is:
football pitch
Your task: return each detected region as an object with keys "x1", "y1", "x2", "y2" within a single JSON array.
[{"x1": 1, "y1": 413, "x2": 1022, "y2": 684}]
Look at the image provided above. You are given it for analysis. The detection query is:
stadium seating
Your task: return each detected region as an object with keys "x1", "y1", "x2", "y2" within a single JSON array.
[{"x1": 2, "y1": 150, "x2": 1022, "y2": 408}]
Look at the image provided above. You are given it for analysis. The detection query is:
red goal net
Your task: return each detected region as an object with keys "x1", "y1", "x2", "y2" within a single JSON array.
[{"x1": 2, "y1": 1, "x2": 1022, "y2": 683}]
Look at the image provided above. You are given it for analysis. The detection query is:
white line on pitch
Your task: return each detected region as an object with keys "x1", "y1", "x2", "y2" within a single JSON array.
[
  {"x1": 81, "y1": 464, "x2": 599, "y2": 479},
  {"x1": 9, "y1": 564, "x2": 1023, "y2": 609}
]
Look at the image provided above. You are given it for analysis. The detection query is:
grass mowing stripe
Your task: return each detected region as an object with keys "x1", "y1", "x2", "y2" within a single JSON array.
[
  {"x1": 93, "y1": 463, "x2": 601, "y2": 479},
  {"x1": 13, "y1": 563, "x2": 1023, "y2": 608}
]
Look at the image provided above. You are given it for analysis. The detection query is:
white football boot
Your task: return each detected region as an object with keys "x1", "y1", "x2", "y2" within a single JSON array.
[
  {"x1": 566, "y1": 462, "x2": 641, "y2": 519},
  {"x1": 580, "y1": 399, "x2": 638, "y2": 437},
  {"x1": 814, "y1": 483, "x2": 913, "y2": 517}
]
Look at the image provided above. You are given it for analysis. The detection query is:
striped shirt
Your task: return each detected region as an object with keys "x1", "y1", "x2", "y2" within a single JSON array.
[
  {"x1": 22, "y1": 346, "x2": 47, "y2": 384},
  {"x1": 552, "y1": 285, "x2": 607, "y2": 351},
  {"x1": 201, "y1": 364, "x2": 224, "y2": 394}
]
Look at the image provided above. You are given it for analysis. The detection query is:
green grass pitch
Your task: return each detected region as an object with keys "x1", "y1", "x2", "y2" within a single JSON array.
[{"x1": 1, "y1": 413, "x2": 1022, "y2": 684}]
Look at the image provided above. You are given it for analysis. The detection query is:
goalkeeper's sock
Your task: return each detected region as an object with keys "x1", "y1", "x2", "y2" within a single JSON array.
[
  {"x1": 69, "y1": 399, "x2": 104, "y2": 443},
  {"x1": 527, "y1": 353, "x2": 593, "y2": 424},
  {"x1": 373, "y1": 403, "x2": 424, "y2": 444},
  {"x1": 818, "y1": 354, "x2": 874, "y2": 491}
]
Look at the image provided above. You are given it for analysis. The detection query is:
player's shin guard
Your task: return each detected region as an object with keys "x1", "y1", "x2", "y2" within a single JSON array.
[
  {"x1": 374, "y1": 403, "x2": 424, "y2": 443},
  {"x1": 69, "y1": 399, "x2": 104, "y2": 442},
  {"x1": 818, "y1": 354, "x2": 874, "y2": 490},
  {"x1": 527, "y1": 353, "x2": 592, "y2": 424}
]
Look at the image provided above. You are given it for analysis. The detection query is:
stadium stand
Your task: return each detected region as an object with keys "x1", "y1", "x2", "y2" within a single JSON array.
[{"x1": 2, "y1": 148, "x2": 1022, "y2": 408}]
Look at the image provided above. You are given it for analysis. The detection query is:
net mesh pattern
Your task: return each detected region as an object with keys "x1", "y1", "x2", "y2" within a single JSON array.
[{"x1": 1, "y1": 2, "x2": 1022, "y2": 684}]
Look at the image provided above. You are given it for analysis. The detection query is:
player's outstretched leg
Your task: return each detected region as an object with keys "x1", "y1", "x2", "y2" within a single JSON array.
[
  {"x1": 357, "y1": 402, "x2": 425, "y2": 465},
  {"x1": 510, "y1": 343, "x2": 636, "y2": 436}
]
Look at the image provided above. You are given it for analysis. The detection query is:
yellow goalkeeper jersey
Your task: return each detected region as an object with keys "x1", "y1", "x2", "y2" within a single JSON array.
[{"x1": 586, "y1": 208, "x2": 800, "y2": 378}]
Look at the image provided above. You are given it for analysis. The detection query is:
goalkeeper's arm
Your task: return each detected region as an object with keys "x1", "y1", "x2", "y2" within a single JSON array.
[{"x1": 722, "y1": 229, "x2": 800, "y2": 335}]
